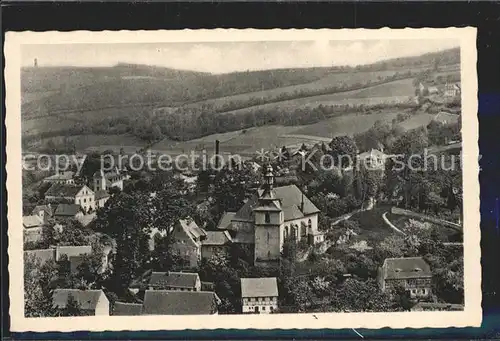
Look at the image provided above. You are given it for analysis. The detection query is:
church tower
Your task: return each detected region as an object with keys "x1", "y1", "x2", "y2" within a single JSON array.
[
  {"x1": 93, "y1": 170, "x2": 106, "y2": 192},
  {"x1": 253, "y1": 165, "x2": 283, "y2": 263}
]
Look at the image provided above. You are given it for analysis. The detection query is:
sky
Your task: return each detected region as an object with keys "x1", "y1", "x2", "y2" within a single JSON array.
[{"x1": 22, "y1": 39, "x2": 460, "y2": 74}]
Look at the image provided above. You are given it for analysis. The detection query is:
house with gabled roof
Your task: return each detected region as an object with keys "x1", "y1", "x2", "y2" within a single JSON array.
[
  {"x1": 31, "y1": 203, "x2": 55, "y2": 223},
  {"x1": 142, "y1": 290, "x2": 219, "y2": 315},
  {"x1": 378, "y1": 257, "x2": 432, "y2": 299},
  {"x1": 241, "y1": 277, "x2": 278, "y2": 314},
  {"x1": 45, "y1": 183, "x2": 95, "y2": 213},
  {"x1": 43, "y1": 171, "x2": 75, "y2": 185},
  {"x1": 201, "y1": 231, "x2": 233, "y2": 259},
  {"x1": 148, "y1": 271, "x2": 201, "y2": 291},
  {"x1": 171, "y1": 219, "x2": 207, "y2": 267},
  {"x1": 52, "y1": 289, "x2": 109, "y2": 316},
  {"x1": 54, "y1": 204, "x2": 84, "y2": 220}
]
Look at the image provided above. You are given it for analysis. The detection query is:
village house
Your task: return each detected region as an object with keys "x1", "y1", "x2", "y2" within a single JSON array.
[
  {"x1": 378, "y1": 257, "x2": 432, "y2": 299},
  {"x1": 52, "y1": 289, "x2": 110, "y2": 316},
  {"x1": 93, "y1": 167, "x2": 125, "y2": 192},
  {"x1": 171, "y1": 219, "x2": 207, "y2": 268},
  {"x1": 43, "y1": 171, "x2": 75, "y2": 185},
  {"x1": 218, "y1": 165, "x2": 324, "y2": 265},
  {"x1": 31, "y1": 204, "x2": 55, "y2": 223},
  {"x1": 357, "y1": 148, "x2": 388, "y2": 171},
  {"x1": 22, "y1": 215, "x2": 45, "y2": 243},
  {"x1": 240, "y1": 277, "x2": 279, "y2": 314},
  {"x1": 45, "y1": 183, "x2": 95, "y2": 213},
  {"x1": 24, "y1": 245, "x2": 92, "y2": 268},
  {"x1": 148, "y1": 271, "x2": 201, "y2": 292},
  {"x1": 201, "y1": 231, "x2": 233, "y2": 259},
  {"x1": 142, "y1": 290, "x2": 219, "y2": 315},
  {"x1": 444, "y1": 83, "x2": 461, "y2": 97},
  {"x1": 53, "y1": 204, "x2": 85, "y2": 221}
]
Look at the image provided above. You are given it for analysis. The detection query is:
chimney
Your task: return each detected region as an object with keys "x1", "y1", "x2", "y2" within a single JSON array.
[{"x1": 214, "y1": 140, "x2": 220, "y2": 169}]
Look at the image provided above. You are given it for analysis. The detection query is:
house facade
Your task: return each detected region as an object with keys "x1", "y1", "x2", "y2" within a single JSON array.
[
  {"x1": 378, "y1": 257, "x2": 432, "y2": 299},
  {"x1": 444, "y1": 83, "x2": 461, "y2": 97},
  {"x1": 171, "y1": 219, "x2": 206, "y2": 267},
  {"x1": 45, "y1": 184, "x2": 95, "y2": 213},
  {"x1": 240, "y1": 277, "x2": 279, "y2": 314}
]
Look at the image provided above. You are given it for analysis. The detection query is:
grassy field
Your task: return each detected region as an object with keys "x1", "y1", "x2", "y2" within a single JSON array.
[
  {"x1": 385, "y1": 212, "x2": 462, "y2": 242},
  {"x1": 219, "y1": 78, "x2": 416, "y2": 116},
  {"x1": 292, "y1": 111, "x2": 401, "y2": 138},
  {"x1": 182, "y1": 70, "x2": 403, "y2": 111},
  {"x1": 397, "y1": 112, "x2": 459, "y2": 131}
]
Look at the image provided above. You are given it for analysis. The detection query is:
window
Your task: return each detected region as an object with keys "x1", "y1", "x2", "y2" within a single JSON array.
[
  {"x1": 267, "y1": 231, "x2": 270, "y2": 242},
  {"x1": 262, "y1": 306, "x2": 266, "y2": 311},
  {"x1": 265, "y1": 212, "x2": 270, "y2": 223},
  {"x1": 83, "y1": 198, "x2": 86, "y2": 203}
]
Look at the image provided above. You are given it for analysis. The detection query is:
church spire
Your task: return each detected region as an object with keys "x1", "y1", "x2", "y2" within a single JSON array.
[{"x1": 264, "y1": 164, "x2": 274, "y2": 191}]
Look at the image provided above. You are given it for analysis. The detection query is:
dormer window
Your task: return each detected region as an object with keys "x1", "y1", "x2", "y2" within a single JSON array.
[
  {"x1": 414, "y1": 267, "x2": 422, "y2": 272},
  {"x1": 394, "y1": 268, "x2": 402, "y2": 273}
]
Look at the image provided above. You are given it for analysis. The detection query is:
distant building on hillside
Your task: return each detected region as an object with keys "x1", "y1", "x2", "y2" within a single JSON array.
[
  {"x1": 357, "y1": 149, "x2": 388, "y2": 171},
  {"x1": 444, "y1": 83, "x2": 461, "y2": 97},
  {"x1": 240, "y1": 277, "x2": 278, "y2": 314},
  {"x1": 378, "y1": 257, "x2": 432, "y2": 299},
  {"x1": 43, "y1": 171, "x2": 75, "y2": 185},
  {"x1": 93, "y1": 167, "x2": 125, "y2": 192}
]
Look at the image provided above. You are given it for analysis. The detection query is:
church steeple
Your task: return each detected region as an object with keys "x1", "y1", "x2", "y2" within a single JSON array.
[{"x1": 264, "y1": 164, "x2": 274, "y2": 191}]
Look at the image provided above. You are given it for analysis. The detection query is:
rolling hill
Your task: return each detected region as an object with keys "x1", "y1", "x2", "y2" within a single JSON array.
[{"x1": 22, "y1": 47, "x2": 460, "y2": 152}]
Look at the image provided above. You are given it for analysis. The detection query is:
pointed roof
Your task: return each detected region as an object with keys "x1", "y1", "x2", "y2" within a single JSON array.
[
  {"x1": 178, "y1": 219, "x2": 206, "y2": 241},
  {"x1": 52, "y1": 289, "x2": 107, "y2": 311},
  {"x1": 45, "y1": 183, "x2": 91, "y2": 198},
  {"x1": 381, "y1": 257, "x2": 432, "y2": 280},
  {"x1": 240, "y1": 277, "x2": 278, "y2": 298},
  {"x1": 32, "y1": 204, "x2": 54, "y2": 217},
  {"x1": 216, "y1": 212, "x2": 236, "y2": 230},
  {"x1": 234, "y1": 185, "x2": 319, "y2": 222},
  {"x1": 202, "y1": 231, "x2": 232, "y2": 246},
  {"x1": 23, "y1": 215, "x2": 44, "y2": 228},
  {"x1": 148, "y1": 271, "x2": 199, "y2": 289},
  {"x1": 54, "y1": 204, "x2": 83, "y2": 217}
]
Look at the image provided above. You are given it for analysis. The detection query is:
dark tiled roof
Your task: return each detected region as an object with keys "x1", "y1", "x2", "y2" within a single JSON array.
[
  {"x1": 232, "y1": 232, "x2": 255, "y2": 244},
  {"x1": 113, "y1": 302, "x2": 143, "y2": 316},
  {"x1": 149, "y1": 271, "x2": 199, "y2": 289},
  {"x1": 54, "y1": 204, "x2": 82, "y2": 217},
  {"x1": 234, "y1": 185, "x2": 319, "y2": 222},
  {"x1": 52, "y1": 289, "x2": 105, "y2": 310},
  {"x1": 241, "y1": 277, "x2": 278, "y2": 298},
  {"x1": 142, "y1": 290, "x2": 217, "y2": 315},
  {"x1": 95, "y1": 189, "x2": 110, "y2": 200},
  {"x1": 216, "y1": 212, "x2": 236, "y2": 230},
  {"x1": 382, "y1": 257, "x2": 432, "y2": 280},
  {"x1": 45, "y1": 183, "x2": 86, "y2": 198},
  {"x1": 32, "y1": 204, "x2": 54, "y2": 217},
  {"x1": 202, "y1": 231, "x2": 232, "y2": 246}
]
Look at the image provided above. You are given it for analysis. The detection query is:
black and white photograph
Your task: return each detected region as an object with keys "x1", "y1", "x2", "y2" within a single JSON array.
[{"x1": 5, "y1": 28, "x2": 480, "y2": 331}]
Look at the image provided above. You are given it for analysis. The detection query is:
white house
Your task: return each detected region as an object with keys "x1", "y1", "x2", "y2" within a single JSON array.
[
  {"x1": 45, "y1": 184, "x2": 95, "y2": 213},
  {"x1": 240, "y1": 277, "x2": 279, "y2": 314}
]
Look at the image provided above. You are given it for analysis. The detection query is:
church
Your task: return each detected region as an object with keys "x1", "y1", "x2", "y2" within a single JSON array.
[{"x1": 218, "y1": 165, "x2": 324, "y2": 265}]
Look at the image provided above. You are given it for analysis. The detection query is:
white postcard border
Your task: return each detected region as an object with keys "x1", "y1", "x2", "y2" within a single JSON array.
[{"x1": 5, "y1": 27, "x2": 481, "y2": 332}]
